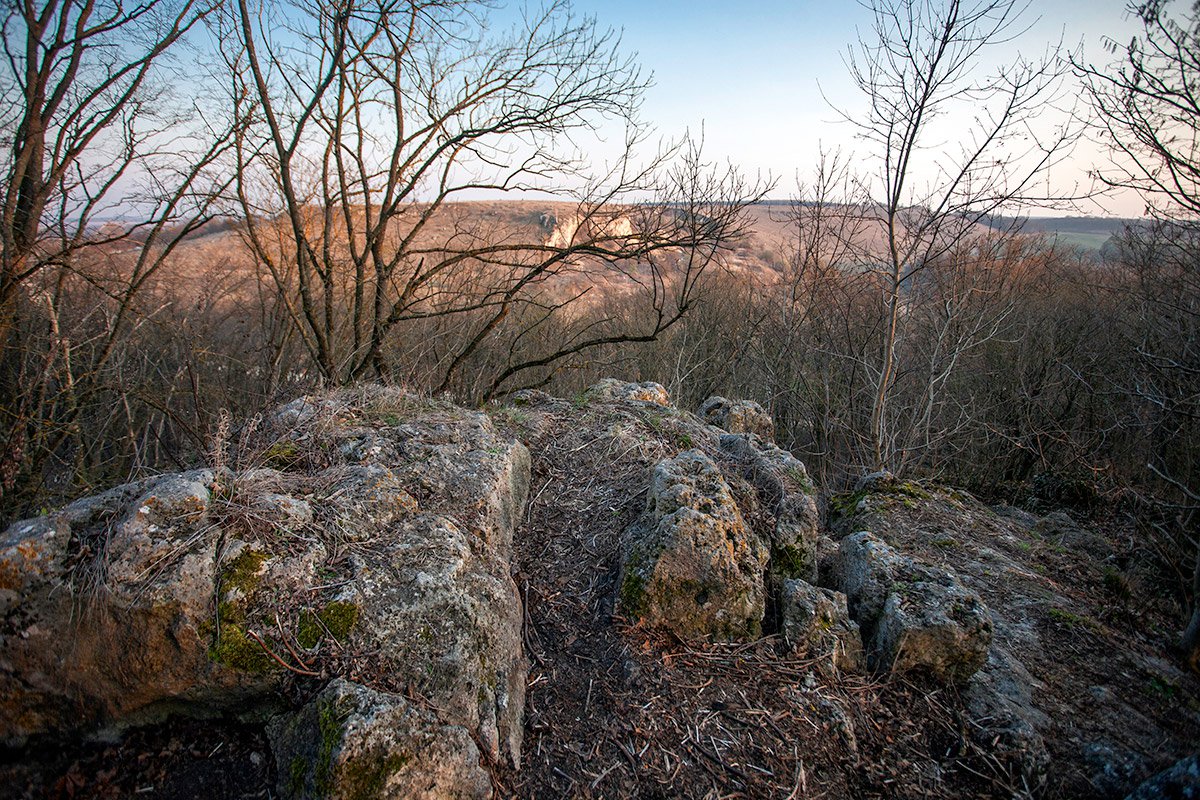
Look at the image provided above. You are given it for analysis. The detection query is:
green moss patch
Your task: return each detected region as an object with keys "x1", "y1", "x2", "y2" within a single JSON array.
[
  {"x1": 315, "y1": 698, "x2": 346, "y2": 795},
  {"x1": 298, "y1": 601, "x2": 361, "y2": 648},
  {"x1": 619, "y1": 569, "x2": 649, "y2": 617},
  {"x1": 209, "y1": 623, "x2": 276, "y2": 673},
  {"x1": 220, "y1": 548, "x2": 267, "y2": 597},
  {"x1": 785, "y1": 466, "x2": 815, "y2": 493},
  {"x1": 829, "y1": 490, "x2": 869, "y2": 518},
  {"x1": 1047, "y1": 606, "x2": 1100, "y2": 631},
  {"x1": 342, "y1": 752, "x2": 410, "y2": 800},
  {"x1": 830, "y1": 479, "x2": 932, "y2": 519},
  {"x1": 288, "y1": 756, "x2": 308, "y2": 796},
  {"x1": 771, "y1": 543, "x2": 810, "y2": 580},
  {"x1": 262, "y1": 440, "x2": 304, "y2": 469}
]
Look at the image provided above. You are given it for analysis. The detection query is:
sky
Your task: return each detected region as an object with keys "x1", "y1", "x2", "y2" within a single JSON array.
[{"x1": 565, "y1": 0, "x2": 1147, "y2": 217}]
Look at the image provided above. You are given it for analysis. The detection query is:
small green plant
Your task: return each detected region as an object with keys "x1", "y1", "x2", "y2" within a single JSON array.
[
  {"x1": 1047, "y1": 606, "x2": 1098, "y2": 630},
  {"x1": 1147, "y1": 675, "x2": 1178, "y2": 700}
]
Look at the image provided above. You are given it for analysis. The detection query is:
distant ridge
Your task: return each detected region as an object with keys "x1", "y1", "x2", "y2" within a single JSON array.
[{"x1": 987, "y1": 214, "x2": 1142, "y2": 252}]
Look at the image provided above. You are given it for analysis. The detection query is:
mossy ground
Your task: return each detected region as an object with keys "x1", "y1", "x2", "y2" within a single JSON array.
[
  {"x1": 829, "y1": 480, "x2": 933, "y2": 519},
  {"x1": 220, "y1": 548, "x2": 267, "y2": 597}
]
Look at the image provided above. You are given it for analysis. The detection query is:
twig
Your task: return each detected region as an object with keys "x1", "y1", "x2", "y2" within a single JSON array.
[
  {"x1": 275, "y1": 611, "x2": 315, "y2": 667},
  {"x1": 246, "y1": 629, "x2": 320, "y2": 676}
]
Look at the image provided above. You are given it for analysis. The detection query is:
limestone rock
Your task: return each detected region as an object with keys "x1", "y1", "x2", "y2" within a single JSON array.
[
  {"x1": 353, "y1": 512, "x2": 526, "y2": 767},
  {"x1": 779, "y1": 579, "x2": 863, "y2": 672},
  {"x1": 1125, "y1": 754, "x2": 1200, "y2": 800},
  {"x1": 871, "y1": 576, "x2": 993, "y2": 685},
  {"x1": 586, "y1": 378, "x2": 671, "y2": 407},
  {"x1": 0, "y1": 469, "x2": 267, "y2": 746},
  {"x1": 0, "y1": 386, "x2": 531, "y2": 786},
  {"x1": 720, "y1": 433, "x2": 819, "y2": 583},
  {"x1": 964, "y1": 645, "x2": 1051, "y2": 786},
  {"x1": 827, "y1": 532, "x2": 992, "y2": 684},
  {"x1": 321, "y1": 465, "x2": 419, "y2": 540},
  {"x1": 270, "y1": 678, "x2": 491, "y2": 800},
  {"x1": 826, "y1": 531, "x2": 909, "y2": 624},
  {"x1": 699, "y1": 396, "x2": 774, "y2": 439},
  {"x1": 617, "y1": 450, "x2": 766, "y2": 640}
]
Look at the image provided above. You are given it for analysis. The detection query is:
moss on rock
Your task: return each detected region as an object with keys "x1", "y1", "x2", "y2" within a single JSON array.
[
  {"x1": 297, "y1": 601, "x2": 360, "y2": 649},
  {"x1": 208, "y1": 623, "x2": 276, "y2": 673}
]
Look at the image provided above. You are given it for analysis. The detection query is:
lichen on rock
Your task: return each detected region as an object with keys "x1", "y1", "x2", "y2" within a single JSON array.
[
  {"x1": 269, "y1": 678, "x2": 491, "y2": 800},
  {"x1": 617, "y1": 449, "x2": 767, "y2": 640},
  {"x1": 779, "y1": 578, "x2": 864, "y2": 673},
  {"x1": 0, "y1": 385, "x2": 531, "y2": 792},
  {"x1": 826, "y1": 531, "x2": 992, "y2": 684},
  {"x1": 698, "y1": 395, "x2": 775, "y2": 440}
]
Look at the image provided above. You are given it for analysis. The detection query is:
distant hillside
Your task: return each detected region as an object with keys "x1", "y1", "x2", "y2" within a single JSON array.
[{"x1": 988, "y1": 215, "x2": 1141, "y2": 253}]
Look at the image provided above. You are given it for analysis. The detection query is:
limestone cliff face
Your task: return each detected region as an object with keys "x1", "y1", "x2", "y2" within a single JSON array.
[{"x1": 543, "y1": 211, "x2": 635, "y2": 249}]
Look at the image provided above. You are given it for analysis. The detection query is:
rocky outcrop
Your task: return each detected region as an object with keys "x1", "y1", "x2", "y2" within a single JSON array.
[
  {"x1": 698, "y1": 396, "x2": 775, "y2": 439},
  {"x1": 601, "y1": 382, "x2": 825, "y2": 645},
  {"x1": 617, "y1": 450, "x2": 767, "y2": 640},
  {"x1": 6, "y1": 381, "x2": 1195, "y2": 800},
  {"x1": 825, "y1": 531, "x2": 992, "y2": 684},
  {"x1": 825, "y1": 473, "x2": 1200, "y2": 793},
  {"x1": 0, "y1": 388, "x2": 530, "y2": 797},
  {"x1": 544, "y1": 210, "x2": 635, "y2": 249}
]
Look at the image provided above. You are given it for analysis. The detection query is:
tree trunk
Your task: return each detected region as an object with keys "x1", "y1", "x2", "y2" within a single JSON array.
[{"x1": 1183, "y1": 550, "x2": 1200, "y2": 673}]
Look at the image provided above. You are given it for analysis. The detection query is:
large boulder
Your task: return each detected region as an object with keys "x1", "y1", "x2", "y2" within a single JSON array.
[
  {"x1": 698, "y1": 396, "x2": 775, "y2": 440},
  {"x1": 586, "y1": 378, "x2": 671, "y2": 407},
  {"x1": 617, "y1": 450, "x2": 767, "y2": 640},
  {"x1": 826, "y1": 531, "x2": 992, "y2": 684},
  {"x1": 0, "y1": 387, "x2": 531, "y2": 793},
  {"x1": 0, "y1": 469, "x2": 268, "y2": 745}
]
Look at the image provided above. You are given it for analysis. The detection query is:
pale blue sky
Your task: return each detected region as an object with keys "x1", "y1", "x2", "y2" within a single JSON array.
[{"x1": 568, "y1": 0, "x2": 1145, "y2": 216}]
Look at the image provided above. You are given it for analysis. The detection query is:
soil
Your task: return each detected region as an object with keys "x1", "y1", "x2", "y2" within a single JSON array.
[{"x1": 0, "y1": 718, "x2": 274, "y2": 799}]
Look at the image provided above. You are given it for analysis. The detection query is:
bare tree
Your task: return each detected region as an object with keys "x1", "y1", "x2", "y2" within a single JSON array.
[
  {"x1": 1080, "y1": 0, "x2": 1200, "y2": 671},
  {"x1": 838, "y1": 0, "x2": 1080, "y2": 471},
  {"x1": 0, "y1": 0, "x2": 234, "y2": 513},
  {"x1": 1079, "y1": 0, "x2": 1200, "y2": 218},
  {"x1": 221, "y1": 0, "x2": 762, "y2": 397}
]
